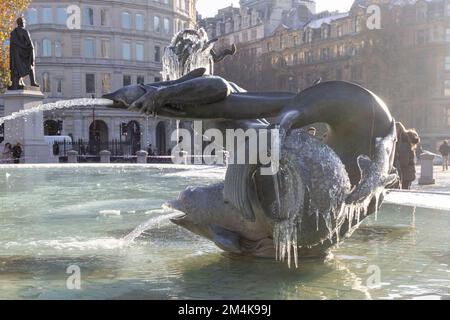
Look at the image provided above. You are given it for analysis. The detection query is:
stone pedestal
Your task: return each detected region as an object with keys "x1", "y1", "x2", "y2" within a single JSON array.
[
  {"x1": 419, "y1": 153, "x2": 436, "y2": 185},
  {"x1": 1, "y1": 88, "x2": 52, "y2": 163},
  {"x1": 67, "y1": 150, "x2": 78, "y2": 163},
  {"x1": 136, "y1": 150, "x2": 148, "y2": 164},
  {"x1": 100, "y1": 150, "x2": 111, "y2": 163}
]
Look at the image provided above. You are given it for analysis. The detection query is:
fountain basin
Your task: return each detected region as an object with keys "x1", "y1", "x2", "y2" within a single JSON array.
[{"x1": 0, "y1": 164, "x2": 449, "y2": 300}]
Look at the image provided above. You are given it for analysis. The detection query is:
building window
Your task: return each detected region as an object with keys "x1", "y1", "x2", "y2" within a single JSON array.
[
  {"x1": 56, "y1": 7, "x2": 67, "y2": 25},
  {"x1": 27, "y1": 8, "x2": 38, "y2": 25},
  {"x1": 100, "y1": 9, "x2": 107, "y2": 26},
  {"x1": 447, "y1": 107, "x2": 450, "y2": 126},
  {"x1": 0, "y1": 124, "x2": 4, "y2": 144},
  {"x1": 122, "y1": 42, "x2": 131, "y2": 60},
  {"x1": 42, "y1": 72, "x2": 51, "y2": 92},
  {"x1": 417, "y1": 30, "x2": 429, "y2": 44},
  {"x1": 42, "y1": 7, "x2": 52, "y2": 24},
  {"x1": 55, "y1": 41, "x2": 62, "y2": 57},
  {"x1": 123, "y1": 75, "x2": 132, "y2": 86},
  {"x1": 122, "y1": 12, "x2": 131, "y2": 29},
  {"x1": 84, "y1": 39, "x2": 95, "y2": 58},
  {"x1": 136, "y1": 14, "x2": 145, "y2": 30},
  {"x1": 42, "y1": 39, "x2": 52, "y2": 57},
  {"x1": 154, "y1": 16, "x2": 161, "y2": 32},
  {"x1": 137, "y1": 75, "x2": 145, "y2": 85},
  {"x1": 101, "y1": 40, "x2": 109, "y2": 58},
  {"x1": 86, "y1": 74, "x2": 95, "y2": 93},
  {"x1": 322, "y1": 27, "x2": 329, "y2": 39},
  {"x1": 84, "y1": 7, "x2": 94, "y2": 26},
  {"x1": 355, "y1": 17, "x2": 361, "y2": 33},
  {"x1": 446, "y1": 57, "x2": 450, "y2": 71},
  {"x1": 446, "y1": 29, "x2": 450, "y2": 42},
  {"x1": 136, "y1": 43, "x2": 144, "y2": 61},
  {"x1": 154, "y1": 77, "x2": 161, "y2": 82},
  {"x1": 351, "y1": 65, "x2": 363, "y2": 82},
  {"x1": 445, "y1": 80, "x2": 450, "y2": 96},
  {"x1": 154, "y1": 45, "x2": 161, "y2": 62},
  {"x1": 163, "y1": 17, "x2": 170, "y2": 34},
  {"x1": 57, "y1": 79, "x2": 63, "y2": 93},
  {"x1": 101, "y1": 74, "x2": 111, "y2": 94}
]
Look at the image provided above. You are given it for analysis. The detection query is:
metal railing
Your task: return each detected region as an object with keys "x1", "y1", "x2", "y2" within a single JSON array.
[{"x1": 55, "y1": 140, "x2": 137, "y2": 157}]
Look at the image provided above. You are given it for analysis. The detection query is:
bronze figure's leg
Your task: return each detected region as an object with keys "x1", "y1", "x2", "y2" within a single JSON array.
[{"x1": 29, "y1": 68, "x2": 39, "y2": 87}]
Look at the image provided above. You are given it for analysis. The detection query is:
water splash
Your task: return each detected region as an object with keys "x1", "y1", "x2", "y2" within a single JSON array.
[
  {"x1": 0, "y1": 98, "x2": 113, "y2": 126},
  {"x1": 122, "y1": 210, "x2": 181, "y2": 243}
]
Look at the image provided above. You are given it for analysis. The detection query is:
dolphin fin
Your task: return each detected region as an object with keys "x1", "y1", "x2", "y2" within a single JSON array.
[
  {"x1": 212, "y1": 226, "x2": 242, "y2": 254},
  {"x1": 357, "y1": 155, "x2": 372, "y2": 174},
  {"x1": 382, "y1": 174, "x2": 398, "y2": 187}
]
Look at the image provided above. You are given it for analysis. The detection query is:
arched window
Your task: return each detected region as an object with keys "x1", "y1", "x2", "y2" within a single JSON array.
[
  {"x1": 55, "y1": 41, "x2": 62, "y2": 57},
  {"x1": 42, "y1": 39, "x2": 52, "y2": 57},
  {"x1": 156, "y1": 122, "x2": 167, "y2": 155},
  {"x1": 42, "y1": 72, "x2": 51, "y2": 92},
  {"x1": 122, "y1": 11, "x2": 131, "y2": 29},
  {"x1": 27, "y1": 8, "x2": 38, "y2": 25}
]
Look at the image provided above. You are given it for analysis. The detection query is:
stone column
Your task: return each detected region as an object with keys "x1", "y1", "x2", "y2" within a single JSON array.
[
  {"x1": 67, "y1": 150, "x2": 78, "y2": 163},
  {"x1": 136, "y1": 150, "x2": 148, "y2": 164},
  {"x1": 419, "y1": 153, "x2": 435, "y2": 185},
  {"x1": 2, "y1": 88, "x2": 52, "y2": 163},
  {"x1": 100, "y1": 150, "x2": 111, "y2": 163}
]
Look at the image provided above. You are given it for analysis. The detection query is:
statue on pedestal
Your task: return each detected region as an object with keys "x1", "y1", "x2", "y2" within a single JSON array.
[{"x1": 9, "y1": 17, "x2": 39, "y2": 90}]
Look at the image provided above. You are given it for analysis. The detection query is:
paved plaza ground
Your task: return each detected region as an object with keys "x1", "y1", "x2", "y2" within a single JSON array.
[{"x1": 413, "y1": 165, "x2": 450, "y2": 194}]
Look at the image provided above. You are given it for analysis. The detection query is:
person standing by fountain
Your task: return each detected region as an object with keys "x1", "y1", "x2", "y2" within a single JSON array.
[
  {"x1": 398, "y1": 129, "x2": 420, "y2": 190},
  {"x1": 2, "y1": 143, "x2": 13, "y2": 164},
  {"x1": 8, "y1": 17, "x2": 39, "y2": 90},
  {"x1": 439, "y1": 140, "x2": 450, "y2": 171},
  {"x1": 12, "y1": 142, "x2": 22, "y2": 164}
]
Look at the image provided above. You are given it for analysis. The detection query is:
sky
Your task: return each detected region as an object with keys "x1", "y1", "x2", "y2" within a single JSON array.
[{"x1": 197, "y1": 0, "x2": 355, "y2": 18}]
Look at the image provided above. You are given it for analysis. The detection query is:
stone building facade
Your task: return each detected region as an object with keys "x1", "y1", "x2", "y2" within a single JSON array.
[
  {"x1": 206, "y1": 0, "x2": 450, "y2": 152},
  {"x1": 1, "y1": 0, "x2": 197, "y2": 156}
]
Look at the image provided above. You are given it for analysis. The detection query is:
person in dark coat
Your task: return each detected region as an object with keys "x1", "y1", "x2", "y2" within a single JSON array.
[
  {"x1": 9, "y1": 17, "x2": 39, "y2": 90},
  {"x1": 12, "y1": 142, "x2": 23, "y2": 164},
  {"x1": 397, "y1": 129, "x2": 420, "y2": 190},
  {"x1": 439, "y1": 140, "x2": 450, "y2": 171}
]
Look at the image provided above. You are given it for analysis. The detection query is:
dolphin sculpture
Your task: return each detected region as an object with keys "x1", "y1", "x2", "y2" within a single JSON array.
[{"x1": 103, "y1": 69, "x2": 398, "y2": 267}]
